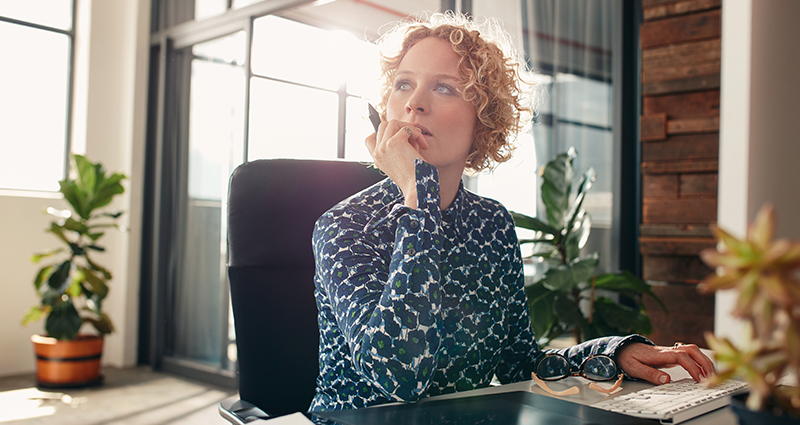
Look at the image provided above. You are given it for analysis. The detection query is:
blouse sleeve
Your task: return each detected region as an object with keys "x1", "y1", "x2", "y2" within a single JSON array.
[{"x1": 313, "y1": 160, "x2": 445, "y2": 402}]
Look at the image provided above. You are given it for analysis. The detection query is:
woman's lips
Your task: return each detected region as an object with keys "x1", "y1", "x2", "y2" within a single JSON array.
[{"x1": 414, "y1": 124, "x2": 432, "y2": 137}]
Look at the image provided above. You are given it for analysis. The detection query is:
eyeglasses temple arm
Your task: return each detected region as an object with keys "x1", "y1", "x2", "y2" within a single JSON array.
[
  {"x1": 588, "y1": 374, "x2": 624, "y2": 394},
  {"x1": 531, "y1": 373, "x2": 581, "y2": 396}
]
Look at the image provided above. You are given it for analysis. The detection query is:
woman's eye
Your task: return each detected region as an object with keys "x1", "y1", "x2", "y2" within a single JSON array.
[
  {"x1": 395, "y1": 81, "x2": 411, "y2": 91},
  {"x1": 436, "y1": 84, "x2": 455, "y2": 95}
]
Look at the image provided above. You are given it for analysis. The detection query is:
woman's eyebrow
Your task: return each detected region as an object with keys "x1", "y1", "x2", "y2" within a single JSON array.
[{"x1": 395, "y1": 70, "x2": 461, "y2": 82}]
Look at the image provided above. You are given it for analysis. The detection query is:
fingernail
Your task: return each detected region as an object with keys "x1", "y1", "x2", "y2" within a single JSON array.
[{"x1": 659, "y1": 375, "x2": 668, "y2": 384}]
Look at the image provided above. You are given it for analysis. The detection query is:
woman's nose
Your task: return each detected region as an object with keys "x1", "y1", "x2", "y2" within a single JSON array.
[{"x1": 405, "y1": 90, "x2": 428, "y2": 115}]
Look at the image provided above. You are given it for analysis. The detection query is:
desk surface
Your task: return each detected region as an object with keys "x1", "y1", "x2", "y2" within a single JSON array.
[
  {"x1": 423, "y1": 367, "x2": 737, "y2": 425},
  {"x1": 266, "y1": 362, "x2": 738, "y2": 424}
]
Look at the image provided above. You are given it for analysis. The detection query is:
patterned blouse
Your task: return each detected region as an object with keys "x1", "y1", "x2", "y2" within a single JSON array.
[{"x1": 309, "y1": 160, "x2": 649, "y2": 411}]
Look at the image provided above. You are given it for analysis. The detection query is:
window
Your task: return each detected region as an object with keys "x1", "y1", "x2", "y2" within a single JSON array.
[{"x1": 0, "y1": 3, "x2": 75, "y2": 192}]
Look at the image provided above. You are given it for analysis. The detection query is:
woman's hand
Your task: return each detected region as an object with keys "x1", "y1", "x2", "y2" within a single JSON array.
[
  {"x1": 615, "y1": 342, "x2": 715, "y2": 385},
  {"x1": 365, "y1": 120, "x2": 428, "y2": 209}
]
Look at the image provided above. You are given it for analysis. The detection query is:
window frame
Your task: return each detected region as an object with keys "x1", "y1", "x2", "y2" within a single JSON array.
[{"x1": 0, "y1": 4, "x2": 76, "y2": 193}]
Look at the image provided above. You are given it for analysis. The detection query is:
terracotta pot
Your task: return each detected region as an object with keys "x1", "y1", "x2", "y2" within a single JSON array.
[{"x1": 31, "y1": 334, "x2": 104, "y2": 388}]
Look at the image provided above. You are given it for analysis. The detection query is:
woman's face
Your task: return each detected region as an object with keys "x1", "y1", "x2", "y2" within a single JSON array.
[{"x1": 386, "y1": 37, "x2": 477, "y2": 176}]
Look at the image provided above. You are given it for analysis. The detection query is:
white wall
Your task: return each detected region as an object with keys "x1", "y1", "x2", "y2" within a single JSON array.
[
  {"x1": 0, "y1": 0, "x2": 150, "y2": 377},
  {"x1": 716, "y1": 0, "x2": 800, "y2": 342}
]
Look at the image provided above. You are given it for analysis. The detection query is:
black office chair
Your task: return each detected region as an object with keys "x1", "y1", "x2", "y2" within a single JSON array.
[{"x1": 219, "y1": 158, "x2": 384, "y2": 424}]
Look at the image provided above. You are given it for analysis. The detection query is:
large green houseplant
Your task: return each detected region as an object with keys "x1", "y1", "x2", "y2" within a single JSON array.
[
  {"x1": 21, "y1": 154, "x2": 125, "y2": 387},
  {"x1": 699, "y1": 203, "x2": 800, "y2": 420},
  {"x1": 22, "y1": 154, "x2": 126, "y2": 339},
  {"x1": 511, "y1": 148, "x2": 665, "y2": 346}
]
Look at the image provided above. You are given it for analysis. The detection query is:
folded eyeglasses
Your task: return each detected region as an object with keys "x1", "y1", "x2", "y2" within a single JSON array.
[{"x1": 532, "y1": 353, "x2": 623, "y2": 396}]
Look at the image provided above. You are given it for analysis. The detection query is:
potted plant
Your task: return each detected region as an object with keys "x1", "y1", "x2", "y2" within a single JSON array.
[
  {"x1": 21, "y1": 154, "x2": 126, "y2": 388},
  {"x1": 510, "y1": 148, "x2": 665, "y2": 346},
  {"x1": 699, "y1": 203, "x2": 800, "y2": 422}
]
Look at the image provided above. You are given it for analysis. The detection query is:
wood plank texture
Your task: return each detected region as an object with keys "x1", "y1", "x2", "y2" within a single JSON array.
[
  {"x1": 641, "y1": 9, "x2": 721, "y2": 48},
  {"x1": 642, "y1": 198, "x2": 717, "y2": 224},
  {"x1": 643, "y1": 255, "x2": 713, "y2": 282},
  {"x1": 642, "y1": 159, "x2": 718, "y2": 174},
  {"x1": 641, "y1": 133, "x2": 719, "y2": 162},
  {"x1": 643, "y1": 90, "x2": 720, "y2": 118},
  {"x1": 642, "y1": 39, "x2": 721, "y2": 65},
  {"x1": 640, "y1": 223, "x2": 714, "y2": 237},
  {"x1": 643, "y1": 74, "x2": 720, "y2": 95},
  {"x1": 643, "y1": 283, "x2": 715, "y2": 347},
  {"x1": 639, "y1": 236, "x2": 717, "y2": 255},
  {"x1": 643, "y1": 174, "x2": 679, "y2": 197},
  {"x1": 643, "y1": 0, "x2": 721, "y2": 21},
  {"x1": 680, "y1": 173, "x2": 718, "y2": 196},
  {"x1": 643, "y1": 61, "x2": 719, "y2": 83},
  {"x1": 641, "y1": 113, "x2": 667, "y2": 141},
  {"x1": 667, "y1": 116, "x2": 720, "y2": 134}
]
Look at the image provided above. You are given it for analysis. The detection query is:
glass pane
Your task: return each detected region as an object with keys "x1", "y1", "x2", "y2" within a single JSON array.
[
  {"x1": 0, "y1": 1, "x2": 73, "y2": 30},
  {"x1": 171, "y1": 32, "x2": 246, "y2": 370},
  {"x1": 252, "y1": 15, "x2": 345, "y2": 90},
  {"x1": 195, "y1": 0, "x2": 227, "y2": 21},
  {"x1": 0, "y1": 22, "x2": 70, "y2": 191},
  {"x1": 344, "y1": 96, "x2": 374, "y2": 162},
  {"x1": 555, "y1": 73, "x2": 612, "y2": 129},
  {"x1": 247, "y1": 78, "x2": 339, "y2": 160}
]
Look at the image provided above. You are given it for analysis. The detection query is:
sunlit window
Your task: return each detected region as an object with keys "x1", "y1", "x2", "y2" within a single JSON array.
[
  {"x1": 0, "y1": 5, "x2": 74, "y2": 192},
  {"x1": 248, "y1": 15, "x2": 380, "y2": 162}
]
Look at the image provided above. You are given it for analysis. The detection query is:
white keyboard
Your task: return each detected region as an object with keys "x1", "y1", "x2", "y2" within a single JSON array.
[{"x1": 593, "y1": 378, "x2": 749, "y2": 424}]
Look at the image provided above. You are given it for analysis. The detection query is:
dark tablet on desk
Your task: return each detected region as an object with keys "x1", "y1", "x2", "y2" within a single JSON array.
[{"x1": 310, "y1": 391, "x2": 652, "y2": 425}]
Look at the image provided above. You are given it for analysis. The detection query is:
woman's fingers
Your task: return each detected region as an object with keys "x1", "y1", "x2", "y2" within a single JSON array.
[{"x1": 616, "y1": 342, "x2": 717, "y2": 385}]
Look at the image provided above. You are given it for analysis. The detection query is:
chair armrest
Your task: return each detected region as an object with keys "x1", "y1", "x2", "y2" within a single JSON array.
[{"x1": 219, "y1": 397, "x2": 270, "y2": 424}]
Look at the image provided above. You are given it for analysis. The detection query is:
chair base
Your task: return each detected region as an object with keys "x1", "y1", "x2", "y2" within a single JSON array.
[{"x1": 219, "y1": 398, "x2": 271, "y2": 424}]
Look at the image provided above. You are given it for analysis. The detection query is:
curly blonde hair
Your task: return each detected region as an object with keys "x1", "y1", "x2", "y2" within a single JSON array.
[{"x1": 376, "y1": 12, "x2": 533, "y2": 172}]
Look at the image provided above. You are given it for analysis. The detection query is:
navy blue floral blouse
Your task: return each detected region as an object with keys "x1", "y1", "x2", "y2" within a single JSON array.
[{"x1": 309, "y1": 160, "x2": 649, "y2": 411}]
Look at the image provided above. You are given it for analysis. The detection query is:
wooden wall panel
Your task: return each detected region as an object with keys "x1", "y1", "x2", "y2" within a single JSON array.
[
  {"x1": 641, "y1": 9, "x2": 721, "y2": 49},
  {"x1": 643, "y1": 90, "x2": 720, "y2": 118},
  {"x1": 642, "y1": 134, "x2": 718, "y2": 162},
  {"x1": 639, "y1": 0, "x2": 721, "y2": 347},
  {"x1": 644, "y1": 284, "x2": 715, "y2": 347}
]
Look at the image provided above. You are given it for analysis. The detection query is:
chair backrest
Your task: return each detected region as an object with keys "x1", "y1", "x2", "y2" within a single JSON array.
[{"x1": 226, "y1": 158, "x2": 384, "y2": 417}]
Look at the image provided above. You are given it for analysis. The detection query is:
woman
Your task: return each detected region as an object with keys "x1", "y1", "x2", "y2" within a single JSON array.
[{"x1": 309, "y1": 12, "x2": 713, "y2": 412}]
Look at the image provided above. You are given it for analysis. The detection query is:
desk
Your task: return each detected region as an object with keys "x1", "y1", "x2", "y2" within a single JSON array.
[{"x1": 267, "y1": 363, "x2": 737, "y2": 424}]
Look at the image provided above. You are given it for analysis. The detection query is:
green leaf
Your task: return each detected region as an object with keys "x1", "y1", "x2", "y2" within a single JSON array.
[
  {"x1": 34, "y1": 265, "x2": 54, "y2": 291},
  {"x1": 74, "y1": 154, "x2": 98, "y2": 198},
  {"x1": 560, "y1": 167, "x2": 596, "y2": 251},
  {"x1": 594, "y1": 271, "x2": 668, "y2": 314},
  {"x1": 21, "y1": 305, "x2": 48, "y2": 326},
  {"x1": 78, "y1": 266, "x2": 109, "y2": 299},
  {"x1": 62, "y1": 217, "x2": 89, "y2": 234},
  {"x1": 93, "y1": 211, "x2": 124, "y2": 220},
  {"x1": 541, "y1": 148, "x2": 576, "y2": 229},
  {"x1": 84, "y1": 312, "x2": 115, "y2": 335},
  {"x1": 553, "y1": 293, "x2": 581, "y2": 327},
  {"x1": 45, "y1": 299, "x2": 83, "y2": 340},
  {"x1": 86, "y1": 245, "x2": 106, "y2": 252},
  {"x1": 31, "y1": 248, "x2": 64, "y2": 264},
  {"x1": 90, "y1": 173, "x2": 126, "y2": 212},
  {"x1": 526, "y1": 282, "x2": 558, "y2": 342},
  {"x1": 510, "y1": 212, "x2": 559, "y2": 236},
  {"x1": 85, "y1": 255, "x2": 112, "y2": 280},
  {"x1": 593, "y1": 297, "x2": 653, "y2": 335},
  {"x1": 540, "y1": 253, "x2": 599, "y2": 291},
  {"x1": 59, "y1": 179, "x2": 86, "y2": 220},
  {"x1": 47, "y1": 222, "x2": 71, "y2": 246},
  {"x1": 47, "y1": 260, "x2": 72, "y2": 290},
  {"x1": 69, "y1": 243, "x2": 85, "y2": 256}
]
